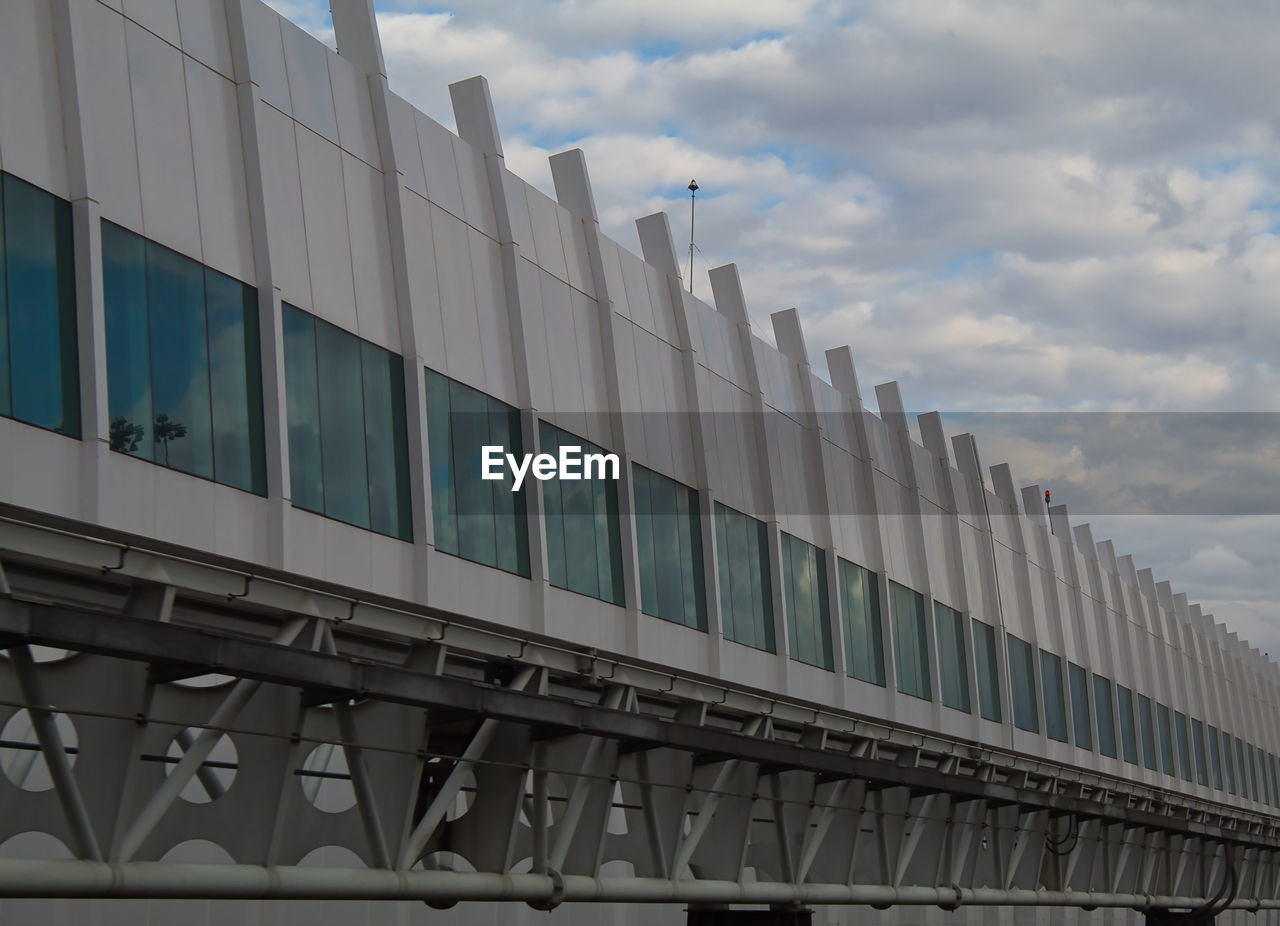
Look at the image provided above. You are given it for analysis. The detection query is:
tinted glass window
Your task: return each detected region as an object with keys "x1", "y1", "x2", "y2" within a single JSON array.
[
  {"x1": 281, "y1": 304, "x2": 411, "y2": 538},
  {"x1": 540, "y1": 422, "x2": 623, "y2": 604},
  {"x1": 891, "y1": 583, "x2": 930, "y2": 700},
  {"x1": 839, "y1": 560, "x2": 884, "y2": 685},
  {"x1": 1068, "y1": 662, "x2": 1092, "y2": 750},
  {"x1": 1174, "y1": 712, "x2": 1193, "y2": 781},
  {"x1": 634, "y1": 465, "x2": 705, "y2": 630},
  {"x1": 1191, "y1": 720, "x2": 1209, "y2": 787},
  {"x1": 0, "y1": 174, "x2": 79, "y2": 436},
  {"x1": 104, "y1": 221, "x2": 264, "y2": 493},
  {"x1": 715, "y1": 503, "x2": 774, "y2": 652},
  {"x1": 1007, "y1": 634, "x2": 1038, "y2": 733},
  {"x1": 972, "y1": 620, "x2": 1001, "y2": 722},
  {"x1": 1222, "y1": 730, "x2": 1236, "y2": 794},
  {"x1": 934, "y1": 603, "x2": 970, "y2": 713},
  {"x1": 1117, "y1": 685, "x2": 1138, "y2": 765},
  {"x1": 1157, "y1": 704, "x2": 1176, "y2": 776},
  {"x1": 1137, "y1": 695, "x2": 1158, "y2": 771},
  {"x1": 1207, "y1": 725, "x2": 1223, "y2": 791},
  {"x1": 425, "y1": 370, "x2": 529, "y2": 576},
  {"x1": 1040, "y1": 650, "x2": 1068, "y2": 743},
  {"x1": 1093, "y1": 675, "x2": 1117, "y2": 758},
  {"x1": 783, "y1": 533, "x2": 832, "y2": 670}
]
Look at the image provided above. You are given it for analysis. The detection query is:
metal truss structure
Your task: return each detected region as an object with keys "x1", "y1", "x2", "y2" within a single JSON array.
[{"x1": 2, "y1": 511, "x2": 1279, "y2": 922}]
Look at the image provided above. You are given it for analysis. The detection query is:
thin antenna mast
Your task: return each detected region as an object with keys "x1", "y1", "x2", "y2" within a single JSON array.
[{"x1": 687, "y1": 179, "x2": 698, "y2": 294}]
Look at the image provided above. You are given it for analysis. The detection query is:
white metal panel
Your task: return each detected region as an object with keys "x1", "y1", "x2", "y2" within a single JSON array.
[
  {"x1": 237, "y1": 0, "x2": 290, "y2": 115},
  {"x1": 645, "y1": 263, "x2": 680, "y2": 346},
  {"x1": 661, "y1": 341, "x2": 697, "y2": 483},
  {"x1": 470, "y1": 228, "x2": 518, "y2": 406},
  {"x1": 617, "y1": 248, "x2": 656, "y2": 334},
  {"x1": 153, "y1": 464, "x2": 218, "y2": 552},
  {"x1": 0, "y1": 0, "x2": 69, "y2": 197},
  {"x1": 430, "y1": 205, "x2": 483, "y2": 388},
  {"x1": 525, "y1": 185, "x2": 568, "y2": 285},
  {"x1": 184, "y1": 58, "x2": 255, "y2": 283},
  {"x1": 254, "y1": 102, "x2": 311, "y2": 309},
  {"x1": 329, "y1": 53, "x2": 380, "y2": 168},
  {"x1": 1, "y1": 424, "x2": 80, "y2": 522},
  {"x1": 280, "y1": 18, "x2": 338, "y2": 143},
  {"x1": 343, "y1": 151, "x2": 399, "y2": 351},
  {"x1": 514, "y1": 256, "x2": 553, "y2": 409},
  {"x1": 570, "y1": 287, "x2": 611, "y2": 444},
  {"x1": 501, "y1": 170, "x2": 534, "y2": 253},
  {"x1": 72, "y1": 2, "x2": 140, "y2": 221},
  {"x1": 540, "y1": 270, "x2": 586, "y2": 422},
  {"x1": 96, "y1": 453, "x2": 159, "y2": 541},
  {"x1": 175, "y1": 0, "x2": 234, "y2": 78},
  {"x1": 558, "y1": 208, "x2": 594, "y2": 297},
  {"x1": 633, "y1": 329, "x2": 674, "y2": 474},
  {"x1": 123, "y1": 0, "x2": 181, "y2": 46},
  {"x1": 128, "y1": 21, "x2": 201, "y2": 259},
  {"x1": 451, "y1": 135, "x2": 497, "y2": 240},
  {"x1": 385, "y1": 93, "x2": 426, "y2": 195},
  {"x1": 400, "y1": 189, "x2": 446, "y2": 370},
  {"x1": 597, "y1": 236, "x2": 631, "y2": 320},
  {"x1": 296, "y1": 126, "x2": 357, "y2": 331},
  {"x1": 417, "y1": 112, "x2": 465, "y2": 219}
]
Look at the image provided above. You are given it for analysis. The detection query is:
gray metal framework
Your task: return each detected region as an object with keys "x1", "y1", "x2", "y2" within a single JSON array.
[{"x1": 1, "y1": 512, "x2": 1279, "y2": 919}]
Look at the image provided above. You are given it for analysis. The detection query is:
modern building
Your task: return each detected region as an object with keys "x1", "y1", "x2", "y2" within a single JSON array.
[{"x1": 0, "y1": 0, "x2": 1277, "y2": 923}]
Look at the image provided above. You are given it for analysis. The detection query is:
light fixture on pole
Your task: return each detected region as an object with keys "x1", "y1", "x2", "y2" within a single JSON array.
[{"x1": 687, "y1": 179, "x2": 698, "y2": 295}]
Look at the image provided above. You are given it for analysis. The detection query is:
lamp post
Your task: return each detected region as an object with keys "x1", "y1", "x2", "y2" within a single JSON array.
[{"x1": 687, "y1": 179, "x2": 698, "y2": 294}]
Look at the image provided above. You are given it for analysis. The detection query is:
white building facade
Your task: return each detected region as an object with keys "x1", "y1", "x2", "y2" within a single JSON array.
[{"x1": 0, "y1": 0, "x2": 1277, "y2": 923}]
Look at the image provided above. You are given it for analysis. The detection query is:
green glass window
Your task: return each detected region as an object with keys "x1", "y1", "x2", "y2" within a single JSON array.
[
  {"x1": 1093, "y1": 674, "x2": 1118, "y2": 759},
  {"x1": 891, "y1": 583, "x2": 930, "y2": 699},
  {"x1": 1137, "y1": 695, "x2": 1158, "y2": 771},
  {"x1": 0, "y1": 173, "x2": 79, "y2": 435},
  {"x1": 281, "y1": 304, "x2": 411, "y2": 538},
  {"x1": 425, "y1": 370, "x2": 529, "y2": 576},
  {"x1": 1207, "y1": 725, "x2": 1223, "y2": 790},
  {"x1": 1248, "y1": 743, "x2": 1262, "y2": 802},
  {"x1": 972, "y1": 619, "x2": 1001, "y2": 722},
  {"x1": 839, "y1": 560, "x2": 883, "y2": 685},
  {"x1": 1190, "y1": 719, "x2": 1209, "y2": 787},
  {"x1": 1040, "y1": 650, "x2": 1068, "y2": 743},
  {"x1": 633, "y1": 465, "x2": 705, "y2": 630},
  {"x1": 934, "y1": 603, "x2": 969, "y2": 713},
  {"x1": 1236, "y1": 738, "x2": 1249, "y2": 799},
  {"x1": 1156, "y1": 704, "x2": 1176, "y2": 775},
  {"x1": 103, "y1": 222, "x2": 264, "y2": 493},
  {"x1": 783, "y1": 534, "x2": 832, "y2": 670},
  {"x1": 1068, "y1": 662, "x2": 1092, "y2": 750},
  {"x1": 540, "y1": 422, "x2": 623, "y2": 605},
  {"x1": 1174, "y1": 711, "x2": 1193, "y2": 781},
  {"x1": 1117, "y1": 685, "x2": 1138, "y2": 765},
  {"x1": 715, "y1": 503, "x2": 774, "y2": 652},
  {"x1": 1007, "y1": 634, "x2": 1038, "y2": 733}
]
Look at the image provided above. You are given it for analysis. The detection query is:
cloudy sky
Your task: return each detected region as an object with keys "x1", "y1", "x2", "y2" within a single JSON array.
[{"x1": 272, "y1": 0, "x2": 1280, "y2": 655}]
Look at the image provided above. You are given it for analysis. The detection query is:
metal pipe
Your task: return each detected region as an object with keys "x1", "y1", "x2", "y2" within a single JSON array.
[{"x1": 0, "y1": 860, "x2": 1279, "y2": 909}]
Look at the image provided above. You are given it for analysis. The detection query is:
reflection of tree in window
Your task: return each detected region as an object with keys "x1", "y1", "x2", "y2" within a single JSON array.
[
  {"x1": 153, "y1": 413, "x2": 187, "y2": 465},
  {"x1": 109, "y1": 416, "x2": 144, "y2": 453}
]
